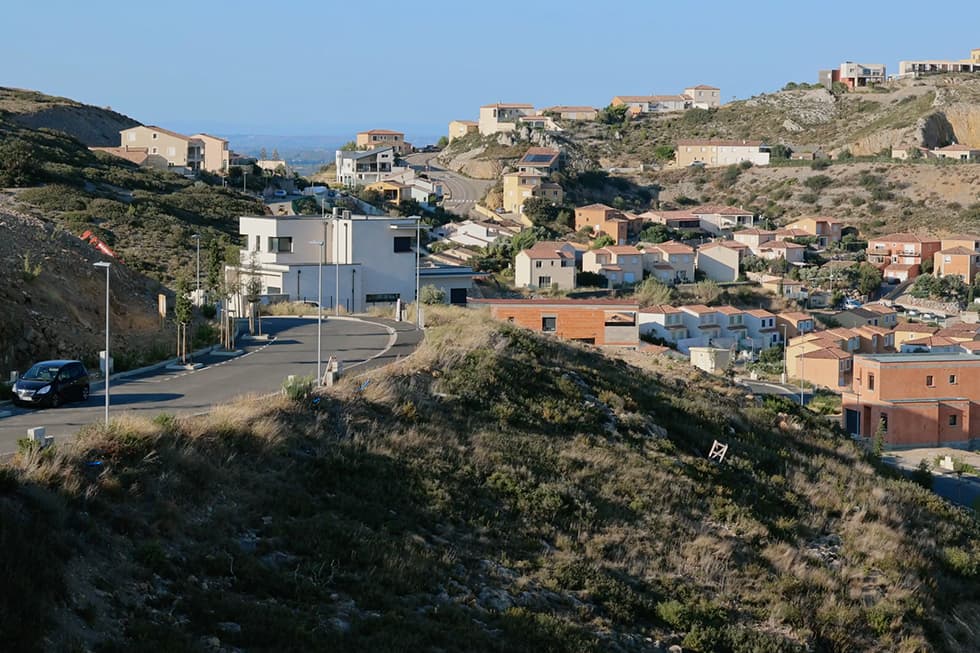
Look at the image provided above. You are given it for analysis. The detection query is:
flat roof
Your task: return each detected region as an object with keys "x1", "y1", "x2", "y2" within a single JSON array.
[{"x1": 857, "y1": 352, "x2": 980, "y2": 363}]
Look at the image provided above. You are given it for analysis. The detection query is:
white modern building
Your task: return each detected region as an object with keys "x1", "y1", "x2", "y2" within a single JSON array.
[
  {"x1": 231, "y1": 212, "x2": 473, "y2": 314},
  {"x1": 335, "y1": 147, "x2": 395, "y2": 186}
]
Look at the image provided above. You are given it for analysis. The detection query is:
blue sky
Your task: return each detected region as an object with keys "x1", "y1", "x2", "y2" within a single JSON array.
[{"x1": 3, "y1": 0, "x2": 980, "y2": 143}]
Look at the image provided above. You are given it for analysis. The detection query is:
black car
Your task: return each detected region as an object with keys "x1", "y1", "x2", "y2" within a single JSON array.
[{"x1": 12, "y1": 360, "x2": 91, "y2": 408}]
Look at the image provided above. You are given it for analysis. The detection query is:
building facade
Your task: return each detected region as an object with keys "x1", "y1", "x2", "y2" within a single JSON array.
[
  {"x1": 675, "y1": 139, "x2": 770, "y2": 168},
  {"x1": 842, "y1": 353, "x2": 980, "y2": 448},
  {"x1": 474, "y1": 299, "x2": 640, "y2": 347},
  {"x1": 234, "y1": 212, "x2": 470, "y2": 313},
  {"x1": 335, "y1": 147, "x2": 395, "y2": 186},
  {"x1": 356, "y1": 130, "x2": 411, "y2": 155}
]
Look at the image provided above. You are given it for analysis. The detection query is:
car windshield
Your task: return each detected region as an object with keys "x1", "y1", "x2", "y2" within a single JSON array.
[{"x1": 23, "y1": 364, "x2": 61, "y2": 381}]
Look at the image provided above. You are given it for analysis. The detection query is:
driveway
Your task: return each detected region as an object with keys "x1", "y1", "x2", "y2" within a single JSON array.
[
  {"x1": 0, "y1": 316, "x2": 421, "y2": 455},
  {"x1": 405, "y1": 152, "x2": 495, "y2": 218}
]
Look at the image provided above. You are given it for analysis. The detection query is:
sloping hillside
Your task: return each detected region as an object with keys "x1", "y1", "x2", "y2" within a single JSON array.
[
  {"x1": 567, "y1": 75, "x2": 980, "y2": 168},
  {"x1": 0, "y1": 97, "x2": 264, "y2": 282},
  {"x1": 4, "y1": 307, "x2": 977, "y2": 652},
  {"x1": 0, "y1": 204, "x2": 166, "y2": 375},
  {"x1": 0, "y1": 87, "x2": 140, "y2": 146}
]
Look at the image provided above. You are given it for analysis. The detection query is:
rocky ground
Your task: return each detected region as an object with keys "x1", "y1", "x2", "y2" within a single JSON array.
[{"x1": 0, "y1": 196, "x2": 167, "y2": 377}]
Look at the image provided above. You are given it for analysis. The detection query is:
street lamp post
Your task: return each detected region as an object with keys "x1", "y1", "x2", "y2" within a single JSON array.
[
  {"x1": 781, "y1": 325, "x2": 788, "y2": 384},
  {"x1": 93, "y1": 261, "x2": 111, "y2": 426},
  {"x1": 192, "y1": 234, "x2": 201, "y2": 303},
  {"x1": 310, "y1": 240, "x2": 324, "y2": 385},
  {"x1": 415, "y1": 216, "x2": 421, "y2": 327}
]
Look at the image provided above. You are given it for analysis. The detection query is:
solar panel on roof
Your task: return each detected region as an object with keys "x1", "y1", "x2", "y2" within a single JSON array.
[{"x1": 523, "y1": 154, "x2": 554, "y2": 163}]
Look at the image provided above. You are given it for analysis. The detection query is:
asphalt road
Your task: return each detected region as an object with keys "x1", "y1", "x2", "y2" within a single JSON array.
[
  {"x1": 406, "y1": 152, "x2": 494, "y2": 218},
  {"x1": 739, "y1": 379, "x2": 812, "y2": 405},
  {"x1": 0, "y1": 316, "x2": 421, "y2": 455}
]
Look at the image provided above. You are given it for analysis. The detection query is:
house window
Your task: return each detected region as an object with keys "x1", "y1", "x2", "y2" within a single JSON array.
[
  {"x1": 151, "y1": 147, "x2": 158, "y2": 154},
  {"x1": 879, "y1": 413, "x2": 888, "y2": 432},
  {"x1": 867, "y1": 374, "x2": 875, "y2": 390},
  {"x1": 254, "y1": 235, "x2": 260, "y2": 251},
  {"x1": 541, "y1": 316, "x2": 557, "y2": 332},
  {"x1": 152, "y1": 133, "x2": 158, "y2": 139},
  {"x1": 926, "y1": 375, "x2": 934, "y2": 387},
  {"x1": 393, "y1": 236, "x2": 412, "y2": 253},
  {"x1": 537, "y1": 276, "x2": 552, "y2": 288},
  {"x1": 950, "y1": 374, "x2": 957, "y2": 384},
  {"x1": 950, "y1": 414, "x2": 958, "y2": 426},
  {"x1": 535, "y1": 260, "x2": 542, "y2": 268},
  {"x1": 267, "y1": 237, "x2": 292, "y2": 253}
]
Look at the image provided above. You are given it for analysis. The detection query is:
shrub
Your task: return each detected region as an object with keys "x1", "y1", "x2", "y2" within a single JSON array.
[
  {"x1": 419, "y1": 285, "x2": 446, "y2": 305},
  {"x1": 811, "y1": 159, "x2": 831, "y2": 170},
  {"x1": 804, "y1": 175, "x2": 833, "y2": 191},
  {"x1": 281, "y1": 375, "x2": 315, "y2": 401}
]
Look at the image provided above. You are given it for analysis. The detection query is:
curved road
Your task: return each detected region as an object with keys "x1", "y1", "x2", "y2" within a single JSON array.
[
  {"x1": 406, "y1": 152, "x2": 495, "y2": 218},
  {"x1": 0, "y1": 316, "x2": 421, "y2": 455}
]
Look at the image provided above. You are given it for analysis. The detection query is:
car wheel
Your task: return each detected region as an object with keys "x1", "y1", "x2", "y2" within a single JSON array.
[
  {"x1": 81, "y1": 386, "x2": 90, "y2": 401},
  {"x1": 50, "y1": 393, "x2": 61, "y2": 408}
]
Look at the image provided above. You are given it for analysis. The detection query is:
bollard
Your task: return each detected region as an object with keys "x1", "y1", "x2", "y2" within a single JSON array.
[{"x1": 27, "y1": 426, "x2": 51, "y2": 449}]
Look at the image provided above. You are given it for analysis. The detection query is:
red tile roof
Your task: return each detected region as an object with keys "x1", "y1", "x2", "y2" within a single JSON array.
[
  {"x1": 521, "y1": 241, "x2": 574, "y2": 260},
  {"x1": 676, "y1": 139, "x2": 763, "y2": 147}
]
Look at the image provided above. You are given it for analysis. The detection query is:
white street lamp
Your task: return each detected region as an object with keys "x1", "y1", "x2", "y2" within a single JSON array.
[
  {"x1": 93, "y1": 261, "x2": 111, "y2": 426},
  {"x1": 310, "y1": 240, "x2": 324, "y2": 385},
  {"x1": 415, "y1": 215, "x2": 421, "y2": 327}
]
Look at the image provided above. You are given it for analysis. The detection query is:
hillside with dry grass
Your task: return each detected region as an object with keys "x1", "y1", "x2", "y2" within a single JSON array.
[
  {"x1": 3, "y1": 307, "x2": 978, "y2": 652},
  {"x1": 0, "y1": 86, "x2": 140, "y2": 146},
  {"x1": 0, "y1": 202, "x2": 168, "y2": 376}
]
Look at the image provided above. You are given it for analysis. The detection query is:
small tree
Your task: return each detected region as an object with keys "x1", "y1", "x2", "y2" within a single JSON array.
[
  {"x1": 591, "y1": 233, "x2": 615, "y2": 249},
  {"x1": 174, "y1": 276, "x2": 193, "y2": 364},
  {"x1": 692, "y1": 280, "x2": 722, "y2": 305},
  {"x1": 634, "y1": 278, "x2": 673, "y2": 306},
  {"x1": 259, "y1": 147, "x2": 268, "y2": 160},
  {"x1": 436, "y1": 136, "x2": 449, "y2": 148},
  {"x1": 872, "y1": 418, "x2": 887, "y2": 458},
  {"x1": 419, "y1": 285, "x2": 446, "y2": 305},
  {"x1": 205, "y1": 238, "x2": 224, "y2": 300}
]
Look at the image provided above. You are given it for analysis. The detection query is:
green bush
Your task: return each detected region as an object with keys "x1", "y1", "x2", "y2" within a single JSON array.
[{"x1": 282, "y1": 374, "x2": 315, "y2": 401}]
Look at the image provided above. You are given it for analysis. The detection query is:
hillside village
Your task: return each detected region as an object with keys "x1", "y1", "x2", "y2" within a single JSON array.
[{"x1": 4, "y1": 34, "x2": 980, "y2": 652}]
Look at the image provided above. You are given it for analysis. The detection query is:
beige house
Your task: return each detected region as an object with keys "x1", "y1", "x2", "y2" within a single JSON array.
[
  {"x1": 479, "y1": 103, "x2": 535, "y2": 135},
  {"x1": 758, "y1": 240, "x2": 806, "y2": 263},
  {"x1": 683, "y1": 85, "x2": 721, "y2": 108},
  {"x1": 356, "y1": 130, "x2": 411, "y2": 156},
  {"x1": 542, "y1": 106, "x2": 598, "y2": 121},
  {"x1": 118, "y1": 126, "x2": 229, "y2": 173},
  {"x1": 256, "y1": 159, "x2": 292, "y2": 176},
  {"x1": 933, "y1": 144, "x2": 980, "y2": 161},
  {"x1": 697, "y1": 241, "x2": 743, "y2": 282},
  {"x1": 515, "y1": 241, "x2": 577, "y2": 290},
  {"x1": 733, "y1": 228, "x2": 775, "y2": 253},
  {"x1": 784, "y1": 216, "x2": 843, "y2": 246},
  {"x1": 676, "y1": 139, "x2": 770, "y2": 168},
  {"x1": 193, "y1": 133, "x2": 230, "y2": 173},
  {"x1": 502, "y1": 171, "x2": 563, "y2": 215},
  {"x1": 448, "y1": 120, "x2": 478, "y2": 142},
  {"x1": 898, "y1": 50, "x2": 980, "y2": 77},
  {"x1": 610, "y1": 95, "x2": 690, "y2": 115},
  {"x1": 583, "y1": 246, "x2": 644, "y2": 286},
  {"x1": 641, "y1": 240, "x2": 695, "y2": 283}
]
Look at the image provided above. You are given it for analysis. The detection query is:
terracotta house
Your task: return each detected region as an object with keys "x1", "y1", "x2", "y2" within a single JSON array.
[
  {"x1": 474, "y1": 298, "x2": 640, "y2": 347},
  {"x1": 640, "y1": 241, "x2": 695, "y2": 283},
  {"x1": 842, "y1": 353, "x2": 980, "y2": 448},
  {"x1": 866, "y1": 233, "x2": 941, "y2": 278},
  {"x1": 574, "y1": 204, "x2": 642, "y2": 244}
]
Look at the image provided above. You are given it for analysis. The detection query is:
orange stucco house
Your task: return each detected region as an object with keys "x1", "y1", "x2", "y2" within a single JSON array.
[{"x1": 842, "y1": 352, "x2": 980, "y2": 448}]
